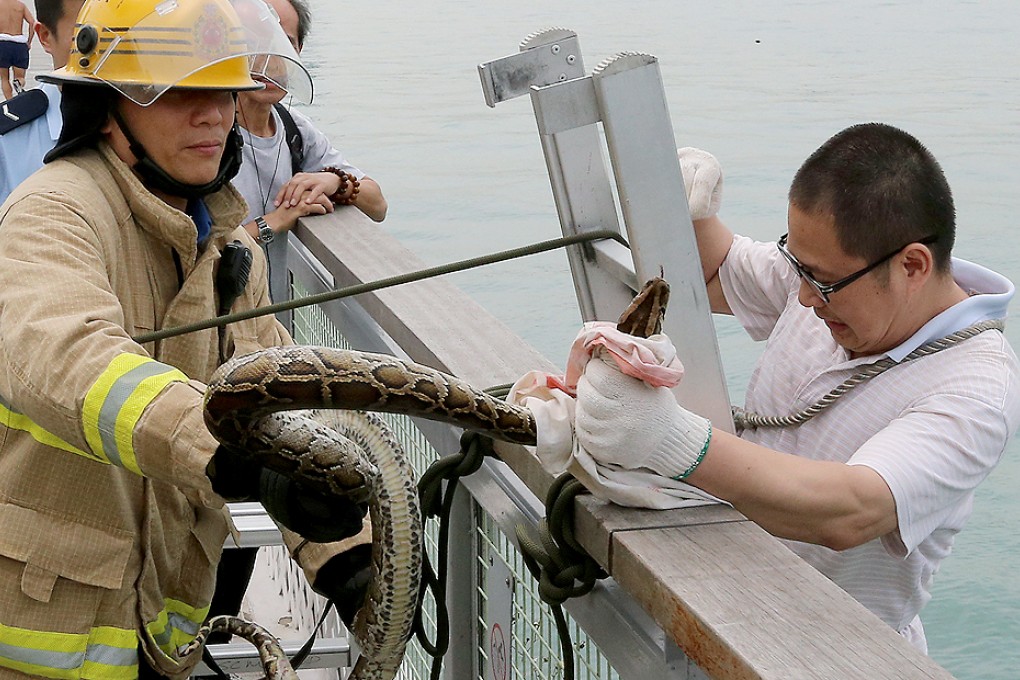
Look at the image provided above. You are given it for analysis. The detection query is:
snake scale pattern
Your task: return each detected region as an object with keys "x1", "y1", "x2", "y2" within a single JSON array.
[{"x1": 198, "y1": 276, "x2": 669, "y2": 679}]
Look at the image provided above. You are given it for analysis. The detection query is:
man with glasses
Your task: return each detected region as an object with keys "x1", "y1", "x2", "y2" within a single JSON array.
[
  {"x1": 776, "y1": 232, "x2": 940, "y2": 305},
  {"x1": 572, "y1": 123, "x2": 1020, "y2": 651}
]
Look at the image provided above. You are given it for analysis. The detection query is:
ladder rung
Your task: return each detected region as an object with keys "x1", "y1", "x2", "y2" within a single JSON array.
[
  {"x1": 195, "y1": 637, "x2": 352, "y2": 674},
  {"x1": 225, "y1": 503, "x2": 283, "y2": 548}
]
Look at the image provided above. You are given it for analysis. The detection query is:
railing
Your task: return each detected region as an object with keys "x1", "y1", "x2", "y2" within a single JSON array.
[{"x1": 219, "y1": 206, "x2": 956, "y2": 680}]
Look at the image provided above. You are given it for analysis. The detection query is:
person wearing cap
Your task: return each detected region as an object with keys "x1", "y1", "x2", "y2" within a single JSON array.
[{"x1": 0, "y1": 0, "x2": 369, "y2": 676}]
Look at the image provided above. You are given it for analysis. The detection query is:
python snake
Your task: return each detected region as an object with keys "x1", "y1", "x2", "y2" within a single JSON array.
[
  {"x1": 199, "y1": 276, "x2": 669, "y2": 679},
  {"x1": 181, "y1": 615, "x2": 299, "y2": 679}
]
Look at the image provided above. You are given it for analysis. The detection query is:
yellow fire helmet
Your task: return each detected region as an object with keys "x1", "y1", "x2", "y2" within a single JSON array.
[{"x1": 39, "y1": 0, "x2": 313, "y2": 106}]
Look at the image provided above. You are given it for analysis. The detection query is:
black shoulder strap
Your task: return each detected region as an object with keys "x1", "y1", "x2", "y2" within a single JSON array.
[
  {"x1": 0, "y1": 89, "x2": 49, "y2": 135},
  {"x1": 273, "y1": 102, "x2": 304, "y2": 175}
]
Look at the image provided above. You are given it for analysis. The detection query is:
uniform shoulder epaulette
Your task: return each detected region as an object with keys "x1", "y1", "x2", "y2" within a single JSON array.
[{"x1": 0, "y1": 89, "x2": 49, "y2": 135}]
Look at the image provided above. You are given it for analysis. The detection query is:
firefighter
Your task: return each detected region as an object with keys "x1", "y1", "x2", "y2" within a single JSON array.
[{"x1": 0, "y1": 0, "x2": 370, "y2": 676}]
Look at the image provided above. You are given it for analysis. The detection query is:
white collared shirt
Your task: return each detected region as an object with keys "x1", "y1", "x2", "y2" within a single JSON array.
[{"x1": 719, "y1": 234, "x2": 1020, "y2": 650}]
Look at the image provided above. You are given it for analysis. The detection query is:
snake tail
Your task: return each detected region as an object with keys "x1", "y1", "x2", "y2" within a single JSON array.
[{"x1": 180, "y1": 615, "x2": 299, "y2": 680}]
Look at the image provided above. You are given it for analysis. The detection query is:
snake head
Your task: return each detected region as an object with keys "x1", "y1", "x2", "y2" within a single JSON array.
[{"x1": 616, "y1": 276, "x2": 670, "y2": 338}]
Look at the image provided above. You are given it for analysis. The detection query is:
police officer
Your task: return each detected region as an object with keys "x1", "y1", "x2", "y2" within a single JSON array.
[
  {"x1": 0, "y1": 0, "x2": 370, "y2": 676},
  {"x1": 0, "y1": 0, "x2": 82, "y2": 203}
]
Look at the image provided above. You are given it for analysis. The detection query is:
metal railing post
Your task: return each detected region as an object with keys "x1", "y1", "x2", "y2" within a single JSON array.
[{"x1": 443, "y1": 481, "x2": 481, "y2": 679}]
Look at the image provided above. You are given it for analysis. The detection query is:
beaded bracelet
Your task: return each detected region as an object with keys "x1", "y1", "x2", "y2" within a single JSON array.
[{"x1": 322, "y1": 166, "x2": 361, "y2": 205}]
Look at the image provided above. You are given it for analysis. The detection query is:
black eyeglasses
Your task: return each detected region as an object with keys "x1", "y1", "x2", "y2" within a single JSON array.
[{"x1": 777, "y1": 233, "x2": 938, "y2": 304}]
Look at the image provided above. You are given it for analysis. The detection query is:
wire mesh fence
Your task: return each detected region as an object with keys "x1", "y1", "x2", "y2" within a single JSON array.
[{"x1": 476, "y1": 513, "x2": 621, "y2": 680}]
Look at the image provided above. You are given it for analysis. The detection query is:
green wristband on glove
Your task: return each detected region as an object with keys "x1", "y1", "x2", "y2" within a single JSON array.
[
  {"x1": 670, "y1": 424, "x2": 712, "y2": 480},
  {"x1": 575, "y1": 355, "x2": 713, "y2": 481}
]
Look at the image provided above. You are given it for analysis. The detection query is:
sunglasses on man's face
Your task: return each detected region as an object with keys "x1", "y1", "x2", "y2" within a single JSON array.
[{"x1": 776, "y1": 233, "x2": 938, "y2": 304}]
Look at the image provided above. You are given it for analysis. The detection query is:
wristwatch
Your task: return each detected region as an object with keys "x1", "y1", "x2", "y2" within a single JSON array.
[{"x1": 255, "y1": 215, "x2": 274, "y2": 244}]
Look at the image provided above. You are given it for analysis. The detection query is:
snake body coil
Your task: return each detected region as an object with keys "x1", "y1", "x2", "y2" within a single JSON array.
[{"x1": 203, "y1": 346, "x2": 537, "y2": 679}]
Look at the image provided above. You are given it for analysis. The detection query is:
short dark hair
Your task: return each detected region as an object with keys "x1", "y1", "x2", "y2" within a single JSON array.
[
  {"x1": 34, "y1": 0, "x2": 72, "y2": 32},
  {"x1": 788, "y1": 123, "x2": 955, "y2": 274},
  {"x1": 288, "y1": 0, "x2": 311, "y2": 49}
]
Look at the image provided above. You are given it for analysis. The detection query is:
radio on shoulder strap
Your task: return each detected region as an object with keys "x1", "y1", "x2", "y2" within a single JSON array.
[{"x1": 216, "y1": 240, "x2": 252, "y2": 316}]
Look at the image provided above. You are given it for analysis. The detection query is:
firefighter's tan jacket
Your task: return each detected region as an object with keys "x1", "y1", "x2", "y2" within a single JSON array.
[{"x1": 0, "y1": 141, "x2": 298, "y2": 679}]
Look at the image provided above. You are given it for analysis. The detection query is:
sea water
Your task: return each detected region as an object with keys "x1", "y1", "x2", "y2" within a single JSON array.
[{"x1": 300, "y1": 2, "x2": 1019, "y2": 677}]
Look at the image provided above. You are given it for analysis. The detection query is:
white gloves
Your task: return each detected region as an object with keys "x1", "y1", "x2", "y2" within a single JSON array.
[
  {"x1": 510, "y1": 325, "x2": 717, "y2": 509},
  {"x1": 676, "y1": 146, "x2": 723, "y2": 221},
  {"x1": 575, "y1": 352, "x2": 712, "y2": 480}
]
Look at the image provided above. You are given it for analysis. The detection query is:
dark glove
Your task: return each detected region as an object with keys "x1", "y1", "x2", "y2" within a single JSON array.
[
  {"x1": 258, "y1": 465, "x2": 367, "y2": 543},
  {"x1": 310, "y1": 544, "x2": 373, "y2": 627},
  {"x1": 207, "y1": 446, "x2": 368, "y2": 543},
  {"x1": 206, "y1": 445, "x2": 262, "y2": 501}
]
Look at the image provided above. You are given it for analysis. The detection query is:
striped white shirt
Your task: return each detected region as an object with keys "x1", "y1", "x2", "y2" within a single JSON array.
[{"x1": 719, "y1": 234, "x2": 1020, "y2": 650}]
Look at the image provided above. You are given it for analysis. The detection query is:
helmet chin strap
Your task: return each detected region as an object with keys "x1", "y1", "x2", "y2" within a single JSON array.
[{"x1": 110, "y1": 104, "x2": 243, "y2": 200}]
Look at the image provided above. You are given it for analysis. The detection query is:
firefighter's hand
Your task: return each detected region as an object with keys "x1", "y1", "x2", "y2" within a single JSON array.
[
  {"x1": 258, "y1": 469, "x2": 368, "y2": 544},
  {"x1": 207, "y1": 447, "x2": 367, "y2": 543},
  {"x1": 206, "y1": 445, "x2": 261, "y2": 501}
]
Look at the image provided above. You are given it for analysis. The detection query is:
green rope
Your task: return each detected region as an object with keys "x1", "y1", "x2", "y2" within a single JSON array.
[
  {"x1": 414, "y1": 430, "x2": 497, "y2": 680},
  {"x1": 413, "y1": 388, "x2": 607, "y2": 680},
  {"x1": 133, "y1": 229, "x2": 627, "y2": 344},
  {"x1": 483, "y1": 382, "x2": 515, "y2": 400}
]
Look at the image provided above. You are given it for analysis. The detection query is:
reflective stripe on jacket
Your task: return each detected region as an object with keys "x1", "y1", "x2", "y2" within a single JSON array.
[
  {"x1": 82, "y1": 355, "x2": 189, "y2": 475},
  {"x1": 0, "y1": 619, "x2": 137, "y2": 679}
]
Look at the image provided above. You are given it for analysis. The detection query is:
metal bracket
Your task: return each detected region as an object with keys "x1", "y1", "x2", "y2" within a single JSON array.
[{"x1": 478, "y1": 28, "x2": 585, "y2": 107}]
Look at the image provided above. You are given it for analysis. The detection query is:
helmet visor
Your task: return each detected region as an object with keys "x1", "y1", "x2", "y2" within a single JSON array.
[
  {"x1": 56, "y1": 0, "x2": 312, "y2": 106},
  {"x1": 233, "y1": 0, "x2": 314, "y2": 103}
]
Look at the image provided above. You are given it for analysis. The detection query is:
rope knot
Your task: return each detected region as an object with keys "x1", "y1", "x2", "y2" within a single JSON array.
[
  {"x1": 515, "y1": 474, "x2": 607, "y2": 607},
  {"x1": 452, "y1": 431, "x2": 493, "y2": 477}
]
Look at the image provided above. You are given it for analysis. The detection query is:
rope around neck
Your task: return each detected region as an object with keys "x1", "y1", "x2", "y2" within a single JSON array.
[{"x1": 732, "y1": 318, "x2": 1005, "y2": 431}]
